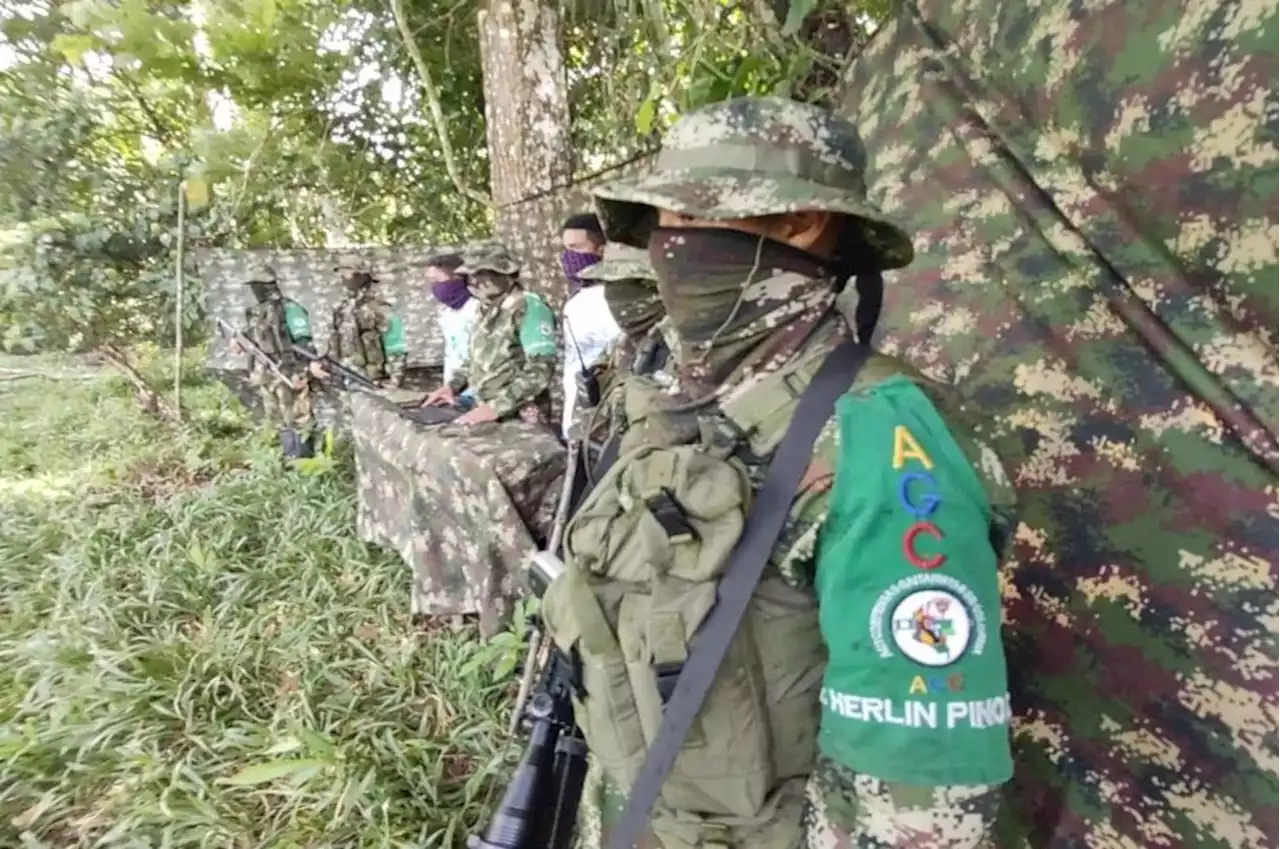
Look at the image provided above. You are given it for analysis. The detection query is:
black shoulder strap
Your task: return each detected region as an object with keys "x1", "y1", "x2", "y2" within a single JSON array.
[{"x1": 604, "y1": 339, "x2": 870, "y2": 849}]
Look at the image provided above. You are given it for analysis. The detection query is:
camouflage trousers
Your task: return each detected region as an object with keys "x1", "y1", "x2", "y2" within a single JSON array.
[
  {"x1": 248, "y1": 366, "x2": 312, "y2": 430},
  {"x1": 349, "y1": 393, "x2": 566, "y2": 637},
  {"x1": 576, "y1": 755, "x2": 1002, "y2": 849}
]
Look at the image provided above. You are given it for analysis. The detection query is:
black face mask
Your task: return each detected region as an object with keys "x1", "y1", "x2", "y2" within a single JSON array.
[
  {"x1": 344, "y1": 273, "x2": 373, "y2": 295},
  {"x1": 645, "y1": 226, "x2": 838, "y2": 392}
]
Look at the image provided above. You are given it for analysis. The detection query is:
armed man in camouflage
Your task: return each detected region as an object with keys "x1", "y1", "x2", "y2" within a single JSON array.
[
  {"x1": 421, "y1": 243, "x2": 558, "y2": 427},
  {"x1": 541, "y1": 97, "x2": 1019, "y2": 849},
  {"x1": 231, "y1": 264, "x2": 318, "y2": 459},
  {"x1": 593, "y1": 242, "x2": 676, "y2": 386},
  {"x1": 573, "y1": 242, "x2": 676, "y2": 442},
  {"x1": 308, "y1": 260, "x2": 409, "y2": 388}
]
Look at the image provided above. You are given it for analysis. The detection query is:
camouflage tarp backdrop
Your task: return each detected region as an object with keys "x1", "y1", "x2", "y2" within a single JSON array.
[
  {"x1": 828, "y1": 0, "x2": 1276, "y2": 847},
  {"x1": 197, "y1": 246, "x2": 451, "y2": 374}
]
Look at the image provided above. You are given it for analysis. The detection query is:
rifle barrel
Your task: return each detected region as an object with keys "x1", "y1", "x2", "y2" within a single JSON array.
[{"x1": 218, "y1": 318, "x2": 292, "y2": 388}]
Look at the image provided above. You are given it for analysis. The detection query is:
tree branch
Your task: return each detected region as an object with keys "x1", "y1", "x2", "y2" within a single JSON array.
[
  {"x1": 97, "y1": 343, "x2": 177, "y2": 421},
  {"x1": 116, "y1": 72, "x2": 177, "y2": 145},
  {"x1": 387, "y1": 0, "x2": 491, "y2": 208}
]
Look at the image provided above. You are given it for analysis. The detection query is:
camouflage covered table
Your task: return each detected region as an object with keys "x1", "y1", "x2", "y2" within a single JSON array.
[{"x1": 349, "y1": 392, "x2": 566, "y2": 637}]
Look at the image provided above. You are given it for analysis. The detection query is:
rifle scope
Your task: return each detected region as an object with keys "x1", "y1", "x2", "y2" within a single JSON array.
[{"x1": 467, "y1": 651, "x2": 587, "y2": 849}]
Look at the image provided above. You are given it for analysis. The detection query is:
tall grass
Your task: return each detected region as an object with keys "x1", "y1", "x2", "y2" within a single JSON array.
[{"x1": 0, "y1": 355, "x2": 521, "y2": 847}]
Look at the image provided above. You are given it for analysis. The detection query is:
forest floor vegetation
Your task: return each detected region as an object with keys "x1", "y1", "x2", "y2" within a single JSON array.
[{"x1": 0, "y1": 349, "x2": 522, "y2": 848}]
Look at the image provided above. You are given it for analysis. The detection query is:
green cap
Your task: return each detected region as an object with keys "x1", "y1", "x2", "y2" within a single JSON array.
[
  {"x1": 576, "y1": 243, "x2": 657, "y2": 283},
  {"x1": 243, "y1": 262, "x2": 276, "y2": 284},
  {"x1": 333, "y1": 259, "x2": 377, "y2": 278},
  {"x1": 457, "y1": 242, "x2": 521, "y2": 276}
]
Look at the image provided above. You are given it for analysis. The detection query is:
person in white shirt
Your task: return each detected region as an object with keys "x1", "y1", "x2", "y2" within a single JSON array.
[
  {"x1": 559, "y1": 213, "x2": 622, "y2": 439},
  {"x1": 425, "y1": 252, "x2": 479, "y2": 408}
]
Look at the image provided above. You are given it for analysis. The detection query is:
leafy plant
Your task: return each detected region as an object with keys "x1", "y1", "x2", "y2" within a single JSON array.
[{"x1": 0, "y1": 357, "x2": 522, "y2": 846}]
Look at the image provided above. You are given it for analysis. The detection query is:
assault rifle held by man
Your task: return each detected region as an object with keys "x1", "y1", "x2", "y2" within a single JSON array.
[
  {"x1": 287, "y1": 344, "x2": 380, "y2": 392},
  {"x1": 216, "y1": 317, "x2": 295, "y2": 389},
  {"x1": 468, "y1": 552, "x2": 587, "y2": 849},
  {"x1": 469, "y1": 439, "x2": 590, "y2": 849},
  {"x1": 288, "y1": 343, "x2": 476, "y2": 426}
]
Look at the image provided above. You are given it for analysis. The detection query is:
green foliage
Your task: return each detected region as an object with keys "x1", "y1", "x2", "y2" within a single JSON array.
[
  {"x1": 0, "y1": 0, "x2": 891, "y2": 351},
  {"x1": 564, "y1": 0, "x2": 890, "y2": 171},
  {"x1": 0, "y1": 0, "x2": 493, "y2": 353},
  {"x1": 0, "y1": 357, "x2": 526, "y2": 845}
]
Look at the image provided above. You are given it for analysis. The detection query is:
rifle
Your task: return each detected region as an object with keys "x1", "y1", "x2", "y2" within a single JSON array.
[
  {"x1": 287, "y1": 344, "x2": 380, "y2": 392},
  {"x1": 469, "y1": 552, "x2": 587, "y2": 849},
  {"x1": 287, "y1": 343, "x2": 475, "y2": 427},
  {"x1": 216, "y1": 317, "x2": 294, "y2": 390},
  {"x1": 469, "y1": 439, "x2": 589, "y2": 849}
]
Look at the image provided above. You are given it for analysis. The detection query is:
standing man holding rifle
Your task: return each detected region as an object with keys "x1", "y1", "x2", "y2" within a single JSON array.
[
  {"x1": 224, "y1": 262, "x2": 319, "y2": 460},
  {"x1": 309, "y1": 260, "x2": 409, "y2": 391}
]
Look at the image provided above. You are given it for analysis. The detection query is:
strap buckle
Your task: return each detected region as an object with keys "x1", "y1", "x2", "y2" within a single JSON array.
[
  {"x1": 652, "y1": 661, "x2": 683, "y2": 705},
  {"x1": 644, "y1": 488, "x2": 699, "y2": 544},
  {"x1": 699, "y1": 822, "x2": 733, "y2": 849}
]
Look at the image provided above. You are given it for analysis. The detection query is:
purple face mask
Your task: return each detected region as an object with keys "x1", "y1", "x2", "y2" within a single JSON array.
[
  {"x1": 432, "y1": 277, "x2": 471, "y2": 310},
  {"x1": 561, "y1": 249, "x2": 601, "y2": 291}
]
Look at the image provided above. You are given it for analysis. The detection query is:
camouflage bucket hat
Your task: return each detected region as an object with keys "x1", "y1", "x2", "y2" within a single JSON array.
[
  {"x1": 457, "y1": 243, "x2": 522, "y2": 276},
  {"x1": 576, "y1": 242, "x2": 657, "y2": 283},
  {"x1": 592, "y1": 96, "x2": 914, "y2": 271},
  {"x1": 243, "y1": 261, "x2": 276, "y2": 283}
]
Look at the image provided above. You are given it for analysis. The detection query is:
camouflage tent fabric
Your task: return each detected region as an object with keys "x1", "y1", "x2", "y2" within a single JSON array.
[
  {"x1": 198, "y1": 247, "x2": 454, "y2": 374},
  {"x1": 824, "y1": 0, "x2": 1277, "y2": 847},
  {"x1": 349, "y1": 393, "x2": 566, "y2": 637}
]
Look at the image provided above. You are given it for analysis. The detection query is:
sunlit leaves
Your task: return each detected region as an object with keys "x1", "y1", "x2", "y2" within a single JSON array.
[
  {"x1": 565, "y1": 0, "x2": 888, "y2": 174},
  {"x1": 0, "y1": 0, "x2": 891, "y2": 352},
  {"x1": 780, "y1": 0, "x2": 816, "y2": 36}
]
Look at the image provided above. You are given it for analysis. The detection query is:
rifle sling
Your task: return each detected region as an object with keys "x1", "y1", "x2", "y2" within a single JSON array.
[{"x1": 603, "y1": 340, "x2": 870, "y2": 849}]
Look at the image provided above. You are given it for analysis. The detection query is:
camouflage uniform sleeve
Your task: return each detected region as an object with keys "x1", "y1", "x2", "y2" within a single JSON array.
[
  {"x1": 374, "y1": 300, "x2": 407, "y2": 387},
  {"x1": 807, "y1": 758, "x2": 1003, "y2": 848},
  {"x1": 769, "y1": 416, "x2": 838, "y2": 589},
  {"x1": 448, "y1": 352, "x2": 471, "y2": 394},
  {"x1": 322, "y1": 307, "x2": 339, "y2": 359},
  {"x1": 487, "y1": 293, "x2": 557, "y2": 419},
  {"x1": 238, "y1": 306, "x2": 259, "y2": 371}
]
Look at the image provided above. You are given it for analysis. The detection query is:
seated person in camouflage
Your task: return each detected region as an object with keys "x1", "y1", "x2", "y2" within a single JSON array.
[
  {"x1": 230, "y1": 263, "x2": 318, "y2": 459},
  {"x1": 308, "y1": 260, "x2": 408, "y2": 389},
  {"x1": 542, "y1": 96, "x2": 1018, "y2": 848},
  {"x1": 593, "y1": 242, "x2": 675, "y2": 386},
  {"x1": 571, "y1": 242, "x2": 675, "y2": 443},
  {"x1": 421, "y1": 244, "x2": 558, "y2": 428}
]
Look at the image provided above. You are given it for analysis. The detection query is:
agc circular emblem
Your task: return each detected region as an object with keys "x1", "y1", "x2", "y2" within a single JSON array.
[{"x1": 890, "y1": 589, "x2": 973, "y2": 667}]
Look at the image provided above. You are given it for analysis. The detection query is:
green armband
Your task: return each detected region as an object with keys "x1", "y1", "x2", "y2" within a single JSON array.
[
  {"x1": 382, "y1": 314, "x2": 408, "y2": 356},
  {"x1": 815, "y1": 375, "x2": 1013, "y2": 787},
  {"x1": 282, "y1": 301, "x2": 313, "y2": 343},
  {"x1": 519, "y1": 293, "x2": 557, "y2": 358}
]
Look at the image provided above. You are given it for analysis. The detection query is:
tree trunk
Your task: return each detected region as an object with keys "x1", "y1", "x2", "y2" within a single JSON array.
[
  {"x1": 477, "y1": 0, "x2": 573, "y2": 206},
  {"x1": 476, "y1": 0, "x2": 574, "y2": 423}
]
